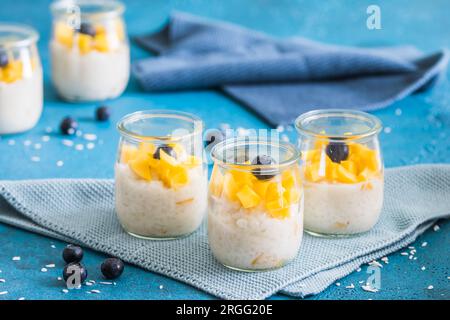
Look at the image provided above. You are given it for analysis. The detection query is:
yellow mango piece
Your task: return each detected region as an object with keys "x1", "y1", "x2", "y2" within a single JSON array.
[
  {"x1": 336, "y1": 165, "x2": 358, "y2": 183},
  {"x1": 120, "y1": 145, "x2": 138, "y2": 164},
  {"x1": 0, "y1": 68, "x2": 3, "y2": 82},
  {"x1": 138, "y1": 142, "x2": 156, "y2": 157},
  {"x1": 129, "y1": 156, "x2": 152, "y2": 181},
  {"x1": 340, "y1": 160, "x2": 357, "y2": 175},
  {"x1": 284, "y1": 188, "x2": 301, "y2": 204},
  {"x1": 236, "y1": 185, "x2": 261, "y2": 209},
  {"x1": 159, "y1": 149, "x2": 179, "y2": 167},
  {"x1": 223, "y1": 172, "x2": 239, "y2": 201},
  {"x1": 302, "y1": 149, "x2": 321, "y2": 163},
  {"x1": 209, "y1": 166, "x2": 224, "y2": 197},
  {"x1": 281, "y1": 169, "x2": 296, "y2": 189},
  {"x1": 253, "y1": 180, "x2": 270, "y2": 199},
  {"x1": 94, "y1": 33, "x2": 109, "y2": 52},
  {"x1": 2, "y1": 61, "x2": 23, "y2": 83},
  {"x1": 266, "y1": 182, "x2": 284, "y2": 201},
  {"x1": 229, "y1": 169, "x2": 255, "y2": 186},
  {"x1": 55, "y1": 23, "x2": 74, "y2": 48},
  {"x1": 183, "y1": 155, "x2": 202, "y2": 168},
  {"x1": 168, "y1": 166, "x2": 189, "y2": 188},
  {"x1": 266, "y1": 198, "x2": 284, "y2": 211},
  {"x1": 268, "y1": 207, "x2": 290, "y2": 219},
  {"x1": 325, "y1": 160, "x2": 339, "y2": 181},
  {"x1": 78, "y1": 34, "x2": 93, "y2": 54},
  {"x1": 95, "y1": 25, "x2": 107, "y2": 35}
]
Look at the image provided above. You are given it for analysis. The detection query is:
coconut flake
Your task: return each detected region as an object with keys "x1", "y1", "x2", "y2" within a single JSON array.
[
  {"x1": 433, "y1": 225, "x2": 440, "y2": 232},
  {"x1": 345, "y1": 283, "x2": 355, "y2": 289},
  {"x1": 83, "y1": 133, "x2": 97, "y2": 141},
  {"x1": 362, "y1": 285, "x2": 379, "y2": 293},
  {"x1": 12, "y1": 256, "x2": 21, "y2": 261}
]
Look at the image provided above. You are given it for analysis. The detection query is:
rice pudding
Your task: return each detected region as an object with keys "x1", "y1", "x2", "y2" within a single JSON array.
[
  {"x1": 0, "y1": 24, "x2": 42, "y2": 134},
  {"x1": 296, "y1": 110, "x2": 384, "y2": 236},
  {"x1": 50, "y1": 0, "x2": 129, "y2": 101},
  {"x1": 208, "y1": 139, "x2": 303, "y2": 271}
]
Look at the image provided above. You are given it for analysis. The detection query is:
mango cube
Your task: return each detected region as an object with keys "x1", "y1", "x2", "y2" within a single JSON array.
[
  {"x1": 78, "y1": 34, "x2": 92, "y2": 54},
  {"x1": 236, "y1": 185, "x2": 261, "y2": 209},
  {"x1": 129, "y1": 156, "x2": 152, "y2": 181},
  {"x1": 120, "y1": 145, "x2": 138, "y2": 164},
  {"x1": 94, "y1": 33, "x2": 109, "y2": 52},
  {"x1": 55, "y1": 23, "x2": 74, "y2": 48}
]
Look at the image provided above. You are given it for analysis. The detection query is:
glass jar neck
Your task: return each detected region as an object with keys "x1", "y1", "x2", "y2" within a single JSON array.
[
  {"x1": 0, "y1": 24, "x2": 38, "y2": 51},
  {"x1": 295, "y1": 109, "x2": 382, "y2": 142},
  {"x1": 51, "y1": 0, "x2": 125, "y2": 23}
]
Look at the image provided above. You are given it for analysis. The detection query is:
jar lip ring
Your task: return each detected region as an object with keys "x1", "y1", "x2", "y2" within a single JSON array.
[
  {"x1": 51, "y1": 0, "x2": 125, "y2": 19},
  {"x1": 117, "y1": 110, "x2": 203, "y2": 143},
  {"x1": 211, "y1": 137, "x2": 301, "y2": 169},
  {"x1": 0, "y1": 24, "x2": 39, "y2": 49},
  {"x1": 295, "y1": 109, "x2": 383, "y2": 141}
]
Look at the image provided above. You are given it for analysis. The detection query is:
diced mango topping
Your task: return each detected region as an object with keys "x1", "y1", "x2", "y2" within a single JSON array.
[
  {"x1": 209, "y1": 165, "x2": 302, "y2": 219},
  {"x1": 0, "y1": 60, "x2": 23, "y2": 83},
  {"x1": 303, "y1": 141, "x2": 381, "y2": 184},
  {"x1": 54, "y1": 22, "x2": 125, "y2": 54},
  {"x1": 122, "y1": 143, "x2": 202, "y2": 189}
]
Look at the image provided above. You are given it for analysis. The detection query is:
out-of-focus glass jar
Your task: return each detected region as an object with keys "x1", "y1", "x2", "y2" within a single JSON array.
[
  {"x1": 50, "y1": 0, "x2": 129, "y2": 102},
  {"x1": 208, "y1": 137, "x2": 303, "y2": 271},
  {"x1": 115, "y1": 110, "x2": 207, "y2": 240},
  {"x1": 0, "y1": 24, "x2": 42, "y2": 134},
  {"x1": 295, "y1": 109, "x2": 384, "y2": 236}
]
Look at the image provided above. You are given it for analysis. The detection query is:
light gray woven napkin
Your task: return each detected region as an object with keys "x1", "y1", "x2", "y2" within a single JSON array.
[{"x1": 0, "y1": 164, "x2": 449, "y2": 300}]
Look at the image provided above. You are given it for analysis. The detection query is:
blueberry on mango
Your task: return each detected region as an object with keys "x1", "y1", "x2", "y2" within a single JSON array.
[
  {"x1": 95, "y1": 106, "x2": 111, "y2": 121},
  {"x1": 78, "y1": 23, "x2": 96, "y2": 37},
  {"x1": 326, "y1": 142, "x2": 349, "y2": 163},
  {"x1": 101, "y1": 258, "x2": 124, "y2": 280},
  {"x1": 153, "y1": 145, "x2": 177, "y2": 160},
  {"x1": 62, "y1": 244, "x2": 84, "y2": 263},
  {"x1": 60, "y1": 117, "x2": 78, "y2": 135},
  {"x1": 251, "y1": 155, "x2": 277, "y2": 180},
  {"x1": 0, "y1": 51, "x2": 8, "y2": 68},
  {"x1": 63, "y1": 262, "x2": 88, "y2": 283}
]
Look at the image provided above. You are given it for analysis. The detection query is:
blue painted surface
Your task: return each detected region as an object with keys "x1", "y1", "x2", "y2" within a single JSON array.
[{"x1": 0, "y1": 0, "x2": 449, "y2": 300}]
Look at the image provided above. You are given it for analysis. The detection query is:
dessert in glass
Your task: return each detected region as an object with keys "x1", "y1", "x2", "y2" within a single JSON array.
[
  {"x1": 115, "y1": 110, "x2": 207, "y2": 239},
  {"x1": 208, "y1": 137, "x2": 304, "y2": 271},
  {"x1": 295, "y1": 109, "x2": 384, "y2": 236},
  {"x1": 50, "y1": 0, "x2": 129, "y2": 101},
  {"x1": 0, "y1": 24, "x2": 42, "y2": 134}
]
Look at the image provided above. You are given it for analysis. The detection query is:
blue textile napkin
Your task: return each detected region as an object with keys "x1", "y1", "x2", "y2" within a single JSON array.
[
  {"x1": 0, "y1": 164, "x2": 449, "y2": 299},
  {"x1": 132, "y1": 12, "x2": 449, "y2": 126}
]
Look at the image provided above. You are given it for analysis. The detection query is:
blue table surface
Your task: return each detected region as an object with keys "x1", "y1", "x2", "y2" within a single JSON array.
[{"x1": 0, "y1": 0, "x2": 449, "y2": 300}]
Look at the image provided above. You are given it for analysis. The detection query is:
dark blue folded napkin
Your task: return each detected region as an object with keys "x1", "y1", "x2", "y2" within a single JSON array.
[{"x1": 132, "y1": 12, "x2": 449, "y2": 126}]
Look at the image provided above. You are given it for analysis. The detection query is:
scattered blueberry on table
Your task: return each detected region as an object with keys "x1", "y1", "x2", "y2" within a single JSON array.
[
  {"x1": 60, "y1": 117, "x2": 78, "y2": 135},
  {"x1": 63, "y1": 262, "x2": 88, "y2": 283},
  {"x1": 101, "y1": 258, "x2": 125, "y2": 280},
  {"x1": 95, "y1": 106, "x2": 111, "y2": 121},
  {"x1": 62, "y1": 244, "x2": 84, "y2": 263}
]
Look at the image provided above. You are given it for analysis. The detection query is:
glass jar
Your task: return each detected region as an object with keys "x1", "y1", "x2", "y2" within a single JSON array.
[
  {"x1": 50, "y1": 0, "x2": 129, "y2": 102},
  {"x1": 115, "y1": 110, "x2": 207, "y2": 240},
  {"x1": 209, "y1": 137, "x2": 303, "y2": 271},
  {"x1": 295, "y1": 109, "x2": 384, "y2": 236},
  {"x1": 0, "y1": 24, "x2": 42, "y2": 134}
]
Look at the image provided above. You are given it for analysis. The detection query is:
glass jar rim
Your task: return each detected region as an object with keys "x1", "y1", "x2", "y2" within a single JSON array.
[
  {"x1": 211, "y1": 137, "x2": 301, "y2": 170},
  {"x1": 117, "y1": 110, "x2": 203, "y2": 143},
  {"x1": 0, "y1": 24, "x2": 39, "y2": 49},
  {"x1": 295, "y1": 109, "x2": 382, "y2": 141},
  {"x1": 51, "y1": 0, "x2": 125, "y2": 20}
]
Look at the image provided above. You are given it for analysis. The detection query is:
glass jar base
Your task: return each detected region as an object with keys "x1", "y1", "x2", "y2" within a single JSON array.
[
  {"x1": 304, "y1": 228, "x2": 369, "y2": 238},
  {"x1": 125, "y1": 230, "x2": 194, "y2": 241},
  {"x1": 221, "y1": 261, "x2": 291, "y2": 272}
]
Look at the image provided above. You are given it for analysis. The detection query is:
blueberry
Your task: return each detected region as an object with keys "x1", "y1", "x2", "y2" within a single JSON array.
[
  {"x1": 95, "y1": 106, "x2": 111, "y2": 121},
  {"x1": 251, "y1": 155, "x2": 277, "y2": 180},
  {"x1": 101, "y1": 258, "x2": 124, "y2": 280},
  {"x1": 326, "y1": 142, "x2": 349, "y2": 163},
  {"x1": 60, "y1": 117, "x2": 78, "y2": 135},
  {"x1": 78, "y1": 23, "x2": 96, "y2": 37},
  {"x1": 204, "y1": 128, "x2": 224, "y2": 148},
  {"x1": 0, "y1": 51, "x2": 8, "y2": 68},
  {"x1": 62, "y1": 244, "x2": 84, "y2": 263},
  {"x1": 153, "y1": 145, "x2": 177, "y2": 159},
  {"x1": 63, "y1": 262, "x2": 88, "y2": 283}
]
